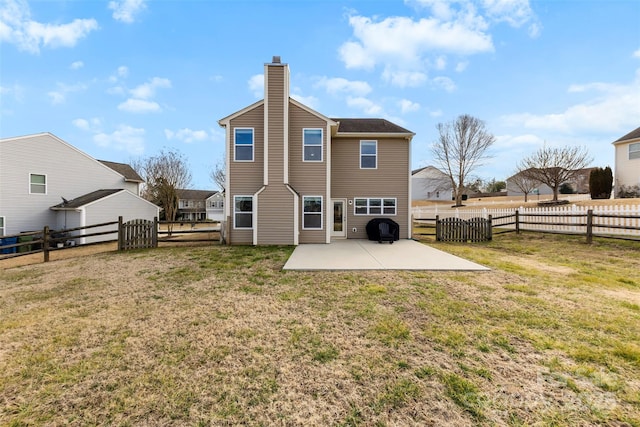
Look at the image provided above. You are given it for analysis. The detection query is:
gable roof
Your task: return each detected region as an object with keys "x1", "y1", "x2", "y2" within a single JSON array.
[
  {"x1": 411, "y1": 166, "x2": 449, "y2": 179},
  {"x1": 50, "y1": 189, "x2": 124, "y2": 210},
  {"x1": 332, "y1": 118, "x2": 414, "y2": 136},
  {"x1": 98, "y1": 160, "x2": 144, "y2": 182},
  {"x1": 176, "y1": 189, "x2": 218, "y2": 200},
  {"x1": 613, "y1": 126, "x2": 640, "y2": 144}
]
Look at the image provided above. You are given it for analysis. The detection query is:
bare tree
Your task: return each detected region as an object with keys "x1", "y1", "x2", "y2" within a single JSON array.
[
  {"x1": 134, "y1": 149, "x2": 192, "y2": 232},
  {"x1": 209, "y1": 158, "x2": 226, "y2": 191},
  {"x1": 431, "y1": 114, "x2": 495, "y2": 206},
  {"x1": 509, "y1": 170, "x2": 540, "y2": 202},
  {"x1": 517, "y1": 145, "x2": 591, "y2": 201}
]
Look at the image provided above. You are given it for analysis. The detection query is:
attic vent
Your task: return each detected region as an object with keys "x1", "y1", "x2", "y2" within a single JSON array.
[{"x1": 272, "y1": 56, "x2": 281, "y2": 64}]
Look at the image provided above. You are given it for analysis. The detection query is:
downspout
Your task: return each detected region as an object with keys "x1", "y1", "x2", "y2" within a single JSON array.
[
  {"x1": 79, "y1": 207, "x2": 86, "y2": 245},
  {"x1": 325, "y1": 122, "x2": 332, "y2": 243}
]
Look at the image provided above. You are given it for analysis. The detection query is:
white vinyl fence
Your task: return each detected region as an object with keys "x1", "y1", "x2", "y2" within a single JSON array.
[{"x1": 412, "y1": 204, "x2": 640, "y2": 238}]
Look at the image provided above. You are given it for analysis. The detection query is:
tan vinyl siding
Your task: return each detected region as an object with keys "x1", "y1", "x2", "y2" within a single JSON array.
[
  {"x1": 289, "y1": 103, "x2": 328, "y2": 243},
  {"x1": 331, "y1": 137, "x2": 410, "y2": 239},
  {"x1": 257, "y1": 186, "x2": 295, "y2": 244},
  {"x1": 228, "y1": 105, "x2": 264, "y2": 244},
  {"x1": 267, "y1": 66, "x2": 285, "y2": 185}
]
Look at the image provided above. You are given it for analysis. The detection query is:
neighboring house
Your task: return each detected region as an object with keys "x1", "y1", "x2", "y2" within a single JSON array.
[
  {"x1": 218, "y1": 56, "x2": 415, "y2": 245},
  {"x1": 0, "y1": 133, "x2": 159, "y2": 240},
  {"x1": 411, "y1": 166, "x2": 453, "y2": 201},
  {"x1": 506, "y1": 167, "x2": 595, "y2": 197},
  {"x1": 176, "y1": 189, "x2": 224, "y2": 221},
  {"x1": 612, "y1": 126, "x2": 640, "y2": 196}
]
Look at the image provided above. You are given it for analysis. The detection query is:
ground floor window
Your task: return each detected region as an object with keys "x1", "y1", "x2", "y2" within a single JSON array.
[
  {"x1": 354, "y1": 198, "x2": 396, "y2": 215},
  {"x1": 0, "y1": 217, "x2": 4, "y2": 236},
  {"x1": 234, "y1": 196, "x2": 253, "y2": 229},
  {"x1": 303, "y1": 196, "x2": 323, "y2": 229}
]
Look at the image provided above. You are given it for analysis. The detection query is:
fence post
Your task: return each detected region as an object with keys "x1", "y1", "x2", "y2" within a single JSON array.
[
  {"x1": 435, "y1": 215, "x2": 441, "y2": 241},
  {"x1": 515, "y1": 210, "x2": 520, "y2": 234},
  {"x1": 117, "y1": 216, "x2": 123, "y2": 251},
  {"x1": 586, "y1": 209, "x2": 593, "y2": 244},
  {"x1": 153, "y1": 217, "x2": 158, "y2": 248},
  {"x1": 43, "y1": 226, "x2": 50, "y2": 262}
]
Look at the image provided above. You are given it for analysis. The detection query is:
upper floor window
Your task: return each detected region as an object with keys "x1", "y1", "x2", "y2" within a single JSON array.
[
  {"x1": 303, "y1": 196, "x2": 323, "y2": 230},
  {"x1": 360, "y1": 141, "x2": 377, "y2": 169},
  {"x1": 303, "y1": 129, "x2": 323, "y2": 162},
  {"x1": 630, "y1": 142, "x2": 640, "y2": 160},
  {"x1": 234, "y1": 196, "x2": 253, "y2": 229},
  {"x1": 235, "y1": 128, "x2": 254, "y2": 161},
  {"x1": 30, "y1": 173, "x2": 46, "y2": 194}
]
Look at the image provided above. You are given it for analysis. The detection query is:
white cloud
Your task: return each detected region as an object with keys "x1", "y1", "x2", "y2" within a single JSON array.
[
  {"x1": 118, "y1": 98, "x2": 161, "y2": 113},
  {"x1": 382, "y1": 69, "x2": 428, "y2": 87},
  {"x1": 70, "y1": 61, "x2": 84, "y2": 70},
  {"x1": 432, "y1": 76, "x2": 457, "y2": 92},
  {"x1": 633, "y1": 48, "x2": 640, "y2": 59},
  {"x1": 108, "y1": 0, "x2": 147, "y2": 24},
  {"x1": 130, "y1": 77, "x2": 171, "y2": 99},
  {"x1": 48, "y1": 91, "x2": 64, "y2": 105},
  {"x1": 0, "y1": 83, "x2": 25, "y2": 102},
  {"x1": 493, "y1": 133, "x2": 543, "y2": 149},
  {"x1": 72, "y1": 117, "x2": 102, "y2": 132},
  {"x1": 315, "y1": 77, "x2": 372, "y2": 97},
  {"x1": 399, "y1": 99, "x2": 421, "y2": 113},
  {"x1": 210, "y1": 75, "x2": 223, "y2": 82},
  {"x1": 291, "y1": 93, "x2": 319, "y2": 109},
  {"x1": 501, "y1": 69, "x2": 640, "y2": 134},
  {"x1": 248, "y1": 74, "x2": 264, "y2": 98},
  {"x1": 346, "y1": 96, "x2": 383, "y2": 115},
  {"x1": 164, "y1": 128, "x2": 209, "y2": 143},
  {"x1": 94, "y1": 125, "x2": 145, "y2": 155},
  {"x1": 47, "y1": 81, "x2": 88, "y2": 104},
  {"x1": 455, "y1": 61, "x2": 469, "y2": 72},
  {"x1": 482, "y1": 0, "x2": 541, "y2": 37},
  {"x1": 0, "y1": 0, "x2": 98, "y2": 54}
]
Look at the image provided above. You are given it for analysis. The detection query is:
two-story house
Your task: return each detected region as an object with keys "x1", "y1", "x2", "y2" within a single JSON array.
[
  {"x1": 176, "y1": 189, "x2": 224, "y2": 222},
  {"x1": 0, "y1": 133, "x2": 158, "y2": 241},
  {"x1": 218, "y1": 57, "x2": 414, "y2": 245},
  {"x1": 411, "y1": 166, "x2": 453, "y2": 201},
  {"x1": 613, "y1": 126, "x2": 640, "y2": 197}
]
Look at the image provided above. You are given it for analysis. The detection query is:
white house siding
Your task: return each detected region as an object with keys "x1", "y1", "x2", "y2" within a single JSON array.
[
  {"x1": 0, "y1": 133, "x2": 135, "y2": 235},
  {"x1": 60, "y1": 190, "x2": 159, "y2": 244},
  {"x1": 411, "y1": 167, "x2": 453, "y2": 201},
  {"x1": 614, "y1": 140, "x2": 640, "y2": 193}
]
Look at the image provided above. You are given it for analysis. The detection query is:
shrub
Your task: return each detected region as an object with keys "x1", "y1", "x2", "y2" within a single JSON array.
[
  {"x1": 589, "y1": 167, "x2": 613, "y2": 199},
  {"x1": 559, "y1": 183, "x2": 574, "y2": 194},
  {"x1": 616, "y1": 184, "x2": 640, "y2": 198}
]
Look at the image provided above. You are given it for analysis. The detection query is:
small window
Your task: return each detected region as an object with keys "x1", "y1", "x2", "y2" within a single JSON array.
[
  {"x1": 0, "y1": 217, "x2": 4, "y2": 237},
  {"x1": 234, "y1": 196, "x2": 253, "y2": 229},
  {"x1": 303, "y1": 196, "x2": 323, "y2": 230},
  {"x1": 30, "y1": 174, "x2": 46, "y2": 194},
  {"x1": 360, "y1": 140, "x2": 377, "y2": 169},
  {"x1": 235, "y1": 128, "x2": 254, "y2": 161},
  {"x1": 354, "y1": 198, "x2": 396, "y2": 215},
  {"x1": 303, "y1": 129, "x2": 323, "y2": 162},
  {"x1": 630, "y1": 143, "x2": 640, "y2": 160}
]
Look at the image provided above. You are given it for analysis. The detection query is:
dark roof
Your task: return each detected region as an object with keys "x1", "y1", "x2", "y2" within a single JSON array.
[
  {"x1": 98, "y1": 160, "x2": 144, "y2": 182},
  {"x1": 614, "y1": 126, "x2": 640, "y2": 143},
  {"x1": 331, "y1": 118, "x2": 413, "y2": 135},
  {"x1": 176, "y1": 189, "x2": 218, "y2": 200},
  {"x1": 50, "y1": 189, "x2": 124, "y2": 209}
]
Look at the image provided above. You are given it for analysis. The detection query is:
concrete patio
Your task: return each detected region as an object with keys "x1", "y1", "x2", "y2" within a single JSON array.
[{"x1": 283, "y1": 239, "x2": 490, "y2": 271}]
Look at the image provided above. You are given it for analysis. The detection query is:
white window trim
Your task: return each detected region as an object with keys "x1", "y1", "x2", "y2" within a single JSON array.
[
  {"x1": 0, "y1": 216, "x2": 5, "y2": 237},
  {"x1": 302, "y1": 195, "x2": 323, "y2": 230},
  {"x1": 360, "y1": 140, "x2": 377, "y2": 169},
  {"x1": 234, "y1": 128, "x2": 254, "y2": 162},
  {"x1": 629, "y1": 142, "x2": 640, "y2": 160},
  {"x1": 353, "y1": 197, "x2": 397, "y2": 216},
  {"x1": 302, "y1": 128, "x2": 323, "y2": 162},
  {"x1": 29, "y1": 173, "x2": 47, "y2": 195},
  {"x1": 233, "y1": 195, "x2": 253, "y2": 229}
]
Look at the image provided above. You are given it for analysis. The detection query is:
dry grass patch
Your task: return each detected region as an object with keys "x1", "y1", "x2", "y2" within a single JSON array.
[{"x1": 1, "y1": 234, "x2": 639, "y2": 425}]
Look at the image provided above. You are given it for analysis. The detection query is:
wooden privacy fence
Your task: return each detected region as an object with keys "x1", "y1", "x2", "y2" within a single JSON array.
[
  {"x1": 436, "y1": 216, "x2": 492, "y2": 242},
  {"x1": 118, "y1": 217, "x2": 157, "y2": 250}
]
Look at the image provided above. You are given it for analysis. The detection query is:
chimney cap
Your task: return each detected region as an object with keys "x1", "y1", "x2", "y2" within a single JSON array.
[{"x1": 272, "y1": 56, "x2": 281, "y2": 64}]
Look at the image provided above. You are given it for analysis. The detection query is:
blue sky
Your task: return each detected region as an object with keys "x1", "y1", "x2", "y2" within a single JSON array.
[{"x1": 2, "y1": 0, "x2": 639, "y2": 190}]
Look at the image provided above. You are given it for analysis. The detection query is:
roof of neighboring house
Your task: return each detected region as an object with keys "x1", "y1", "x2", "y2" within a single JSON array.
[
  {"x1": 98, "y1": 160, "x2": 144, "y2": 182},
  {"x1": 176, "y1": 189, "x2": 218, "y2": 200},
  {"x1": 411, "y1": 166, "x2": 449, "y2": 179},
  {"x1": 613, "y1": 126, "x2": 640, "y2": 143},
  {"x1": 331, "y1": 118, "x2": 414, "y2": 135},
  {"x1": 50, "y1": 189, "x2": 124, "y2": 210}
]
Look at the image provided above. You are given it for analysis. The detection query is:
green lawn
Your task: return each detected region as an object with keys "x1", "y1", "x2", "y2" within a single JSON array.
[{"x1": 1, "y1": 233, "x2": 639, "y2": 426}]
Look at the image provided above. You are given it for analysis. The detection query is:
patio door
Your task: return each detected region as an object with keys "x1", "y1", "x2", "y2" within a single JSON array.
[{"x1": 331, "y1": 199, "x2": 346, "y2": 238}]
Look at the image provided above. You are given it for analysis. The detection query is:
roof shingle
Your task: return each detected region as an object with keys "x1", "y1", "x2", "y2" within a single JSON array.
[{"x1": 331, "y1": 118, "x2": 413, "y2": 135}]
